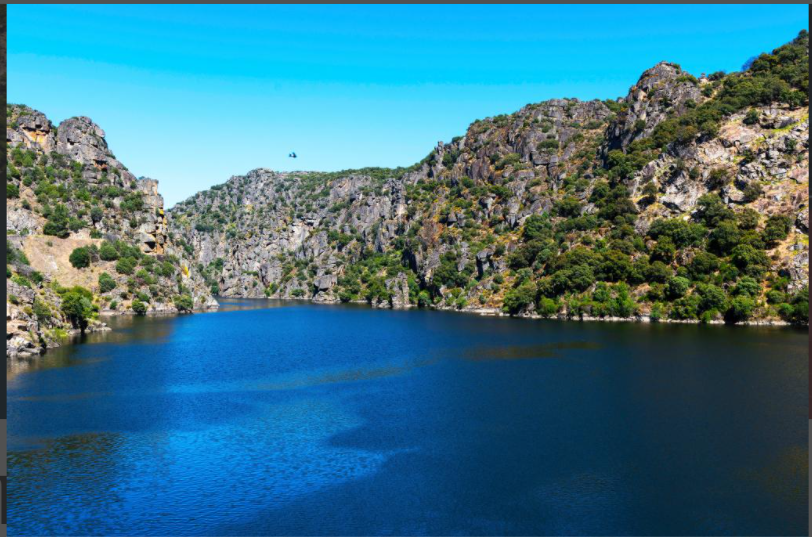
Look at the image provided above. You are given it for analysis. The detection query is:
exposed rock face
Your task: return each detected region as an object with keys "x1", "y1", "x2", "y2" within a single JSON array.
[
  {"x1": 606, "y1": 62, "x2": 703, "y2": 151},
  {"x1": 9, "y1": 33, "x2": 809, "y2": 346},
  {"x1": 6, "y1": 105, "x2": 218, "y2": 359},
  {"x1": 168, "y1": 34, "x2": 809, "y2": 325}
]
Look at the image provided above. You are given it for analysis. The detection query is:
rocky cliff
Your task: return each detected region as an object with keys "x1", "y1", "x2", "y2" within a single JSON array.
[
  {"x1": 6, "y1": 106, "x2": 218, "y2": 362},
  {"x1": 168, "y1": 32, "x2": 809, "y2": 325}
]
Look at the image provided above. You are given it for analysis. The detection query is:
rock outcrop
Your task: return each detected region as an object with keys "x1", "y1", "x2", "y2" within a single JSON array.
[
  {"x1": 6, "y1": 105, "x2": 218, "y2": 360},
  {"x1": 168, "y1": 32, "x2": 809, "y2": 325}
]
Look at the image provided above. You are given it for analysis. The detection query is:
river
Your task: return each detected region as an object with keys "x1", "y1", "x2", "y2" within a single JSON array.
[{"x1": 7, "y1": 299, "x2": 809, "y2": 535}]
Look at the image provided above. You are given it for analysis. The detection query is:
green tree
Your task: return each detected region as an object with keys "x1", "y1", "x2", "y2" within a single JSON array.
[
  {"x1": 43, "y1": 203, "x2": 70, "y2": 238},
  {"x1": 502, "y1": 282, "x2": 537, "y2": 314},
  {"x1": 131, "y1": 298, "x2": 148, "y2": 315},
  {"x1": 98, "y1": 272, "x2": 117, "y2": 293},
  {"x1": 726, "y1": 296, "x2": 755, "y2": 324},
  {"x1": 665, "y1": 276, "x2": 691, "y2": 300},
  {"x1": 762, "y1": 215, "x2": 791, "y2": 246},
  {"x1": 99, "y1": 241, "x2": 119, "y2": 261},
  {"x1": 174, "y1": 294, "x2": 194, "y2": 312},
  {"x1": 69, "y1": 247, "x2": 91, "y2": 269},
  {"x1": 60, "y1": 287, "x2": 94, "y2": 331},
  {"x1": 697, "y1": 283, "x2": 727, "y2": 313}
]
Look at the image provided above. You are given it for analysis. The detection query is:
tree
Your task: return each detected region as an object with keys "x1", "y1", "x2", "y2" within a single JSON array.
[
  {"x1": 708, "y1": 221, "x2": 741, "y2": 255},
  {"x1": 131, "y1": 298, "x2": 148, "y2": 315},
  {"x1": 99, "y1": 241, "x2": 119, "y2": 261},
  {"x1": 537, "y1": 297, "x2": 559, "y2": 318},
  {"x1": 90, "y1": 206, "x2": 104, "y2": 223},
  {"x1": 43, "y1": 203, "x2": 70, "y2": 238},
  {"x1": 648, "y1": 219, "x2": 706, "y2": 248},
  {"x1": 554, "y1": 196, "x2": 582, "y2": 218},
  {"x1": 522, "y1": 214, "x2": 553, "y2": 241},
  {"x1": 695, "y1": 194, "x2": 734, "y2": 227},
  {"x1": 778, "y1": 286, "x2": 809, "y2": 325},
  {"x1": 611, "y1": 284, "x2": 636, "y2": 318},
  {"x1": 736, "y1": 208, "x2": 760, "y2": 230},
  {"x1": 730, "y1": 244, "x2": 769, "y2": 277},
  {"x1": 174, "y1": 294, "x2": 194, "y2": 313},
  {"x1": 665, "y1": 276, "x2": 690, "y2": 300},
  {"x1": 725, "y1": 296, "x2": 755, "y2": 324},
  {"x1": 707, "y1": 168, "x2": 731, "y2": 190},
  {"x1": 641, "y1": 181, "x2": 658, "y2": 201},
  {"x1": 689, "y1": 251, "x2": 719, "y2": 280},
  {"x1": 763, "y1": 215, "x2": 791, "y2": 246},
  {"x1": 732, "y1": 276, "x2": 760, "y2": 297},
  {"x1": 60, "y1": 287, "x2": 94, "y2": 331},
  {"x1": 599, "y1": 250, "x2": 632, "y2": 282},
  {"x1": 502, "y1": 282, "x2": 537, "y2": 314},
  {"x1": 697, "y1": 284, "x2": 727, "y2": 313},
  {"x1": 646, "y1": 260, "x2": 672, "y2": 283},
  {"x1": 98, "y1": 272, "x2": 117, "y2": 293},
  {"x1": 650, "y1": 237, "x2": 676, "y2": 264},
  {"x1": 69, "y1": 247, "x2": 91, "y2": 269}
]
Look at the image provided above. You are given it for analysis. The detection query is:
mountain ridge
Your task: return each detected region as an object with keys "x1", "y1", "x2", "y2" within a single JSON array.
[
  {"x1": 166, "y1": 31, "x2": 809, "y2": 326},
  {"x1": 7, "y1": 31, "x2": 810, "y2": 361}
]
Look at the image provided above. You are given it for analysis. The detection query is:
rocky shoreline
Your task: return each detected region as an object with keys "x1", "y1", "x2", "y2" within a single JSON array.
[
  {"x1": 313, "y1": 295, "x2": 795, "y2": 326},
  {"x1": 10, "y1": 294, "x2": 797, "y2": 368}
]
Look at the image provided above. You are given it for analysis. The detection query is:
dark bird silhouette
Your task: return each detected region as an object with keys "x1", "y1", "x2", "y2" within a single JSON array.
[{"x1": 288, "y1": 152, "x2": 297, "y2": 158}]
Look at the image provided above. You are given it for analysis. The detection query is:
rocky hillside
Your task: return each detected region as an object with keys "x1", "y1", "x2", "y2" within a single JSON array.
[
  {"x1": 169, "y1": 31, "x2": 809, "y2": 326},
  {"x1": 6, "y1": 106, "x2": 218, "y2": 361}
]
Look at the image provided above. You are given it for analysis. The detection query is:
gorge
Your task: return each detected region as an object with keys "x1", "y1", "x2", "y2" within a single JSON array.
[{"x1": 6, "y1": 31, "x2": 810, "y2": 363}]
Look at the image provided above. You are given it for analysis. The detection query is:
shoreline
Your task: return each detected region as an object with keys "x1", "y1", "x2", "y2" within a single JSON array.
[
  {"x1": 240, "y1": 295, "x2": 798, "y2": 327},
  {"x1": 9, "y1": 295, "x2": 801, "y2": 363}
]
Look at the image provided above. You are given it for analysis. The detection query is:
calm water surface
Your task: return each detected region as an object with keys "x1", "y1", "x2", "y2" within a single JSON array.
[{"x1": 7, "y1": 299, "x2": 809, "y2": 535}]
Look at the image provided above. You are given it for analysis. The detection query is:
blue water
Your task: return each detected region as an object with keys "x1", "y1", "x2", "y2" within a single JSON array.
[{"x1": 7, "y1": 299, "x2": 809, "y2": 535}]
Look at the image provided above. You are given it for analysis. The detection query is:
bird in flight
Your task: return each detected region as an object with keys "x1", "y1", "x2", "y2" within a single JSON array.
[{"x1": 288, "y1": 152, "x2": 297, "y2": 158}]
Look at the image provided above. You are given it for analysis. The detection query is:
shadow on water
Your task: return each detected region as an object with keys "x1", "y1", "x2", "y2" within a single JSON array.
[{"x1": 7, "y1": 297, "x2": 809, "y2": 536}]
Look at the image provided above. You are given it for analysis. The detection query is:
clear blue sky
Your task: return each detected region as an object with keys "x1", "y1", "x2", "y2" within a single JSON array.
[{"x1": 8, "y1": 5, "x2": 808, "y2": 207}]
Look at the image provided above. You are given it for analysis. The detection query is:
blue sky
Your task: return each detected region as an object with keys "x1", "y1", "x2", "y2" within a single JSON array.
[{"x1": 8, "y1": 5, "x2": 808, "y2": 207}]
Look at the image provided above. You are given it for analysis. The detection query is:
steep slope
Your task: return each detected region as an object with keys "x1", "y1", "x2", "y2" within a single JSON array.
[
  {"x1": 6, "y1": 106, "x2": 218, "y2": 361},
  {"x1": 169, "y1": 32, "x2": 809, "y2": 325}
]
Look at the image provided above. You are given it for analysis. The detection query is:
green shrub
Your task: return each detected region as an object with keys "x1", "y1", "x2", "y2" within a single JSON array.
[
  {"x1": 116, "y1": 257, "x2": 137, "y2": 275},
  {"x1": 69, "y1": 247, "x2": 91, "y2": 269},
  {"x1": 174, "y1": 294, "x2": 194, "y2": 312},
  {"x1": 11, "y1": 275, "x2": 32, "y2": 288},
  {"x1": 763, "y1": 215, "x2": 791, "y2": 245},
  {"x1": 33, "y1": 299, "x2": 51, "y2": 323},
  {"x1": 778, "y1": 287, "x2": 808, "y2": 325},
  {"x1": 536, "y1": 139, "x2": 559, "y2": 152},
  {"x1": 665, "y1": 276, "x2": 690, "y2": 300},
  {"x1": 502, "y1": 282, "x2": 537, "y2": 314},
  {"x1": 725, "y1": 296, "x2": 755, "y2": 324},
  {"x1": 131, "y1": 299, "x2": 148, "y2": 315},
  {"x1": 98, "y1": 272, "x2": 117, "y2": 293},
  {"x1": 99, "y1": 241, "x2": 119, "y2": 261},
  {"x1": 537, "y1": 297, "x2": 559, "y2": 318},
  {"x1": 743, "y1": 108, "x2": 760, "y2": 125}
]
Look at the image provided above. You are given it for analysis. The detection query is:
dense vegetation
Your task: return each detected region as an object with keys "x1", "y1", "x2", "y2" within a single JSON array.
[{"x1": 324, "y1": 31, "x2": 810, "y2": 325}]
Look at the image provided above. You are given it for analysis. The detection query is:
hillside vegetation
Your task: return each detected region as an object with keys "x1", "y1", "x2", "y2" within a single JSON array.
[{"x1": 168, "y1": 31, "x2": 809, "y2": 326}]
